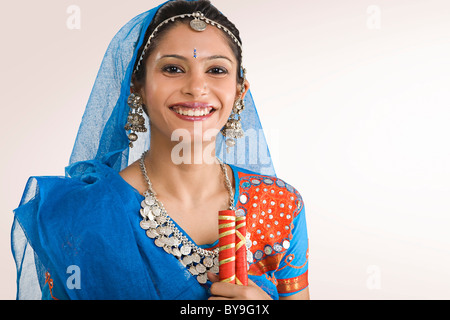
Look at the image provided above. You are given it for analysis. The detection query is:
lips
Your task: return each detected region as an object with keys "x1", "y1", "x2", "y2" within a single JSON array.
[{"x1": 169, "y1": 102, "x2": 216, "y2": 121}]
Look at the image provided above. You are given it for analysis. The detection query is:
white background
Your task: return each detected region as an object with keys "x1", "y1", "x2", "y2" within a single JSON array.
[{"x1": 1, "y1": 0, "x2": 449, "y2": 299}]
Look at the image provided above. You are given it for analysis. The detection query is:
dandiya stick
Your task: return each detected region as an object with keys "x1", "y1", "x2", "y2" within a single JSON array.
[
  {"x1": 218, "y1": 210, "x2": 236, "y2": 283},
  {"x1": 235, "y1": 212, "x2": 248, "y2": 286}
]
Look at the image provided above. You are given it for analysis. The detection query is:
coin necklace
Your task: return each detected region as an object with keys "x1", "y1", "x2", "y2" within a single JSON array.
[{"x1": 138, "y1": 151, "x2": 235, "y2": 285}]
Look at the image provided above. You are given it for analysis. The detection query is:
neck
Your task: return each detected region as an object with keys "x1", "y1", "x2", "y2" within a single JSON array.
[{"x1": 143, "y1": 130, "x2": 228, "y2": 206}]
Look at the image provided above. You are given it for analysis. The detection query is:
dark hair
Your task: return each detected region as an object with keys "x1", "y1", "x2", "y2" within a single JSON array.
[{"x1": 132, "y1": 0, "x2": 243, "y2": 86}]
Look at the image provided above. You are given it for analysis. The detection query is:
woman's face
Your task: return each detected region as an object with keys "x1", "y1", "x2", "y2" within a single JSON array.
[{"x1": 139, "y1": 22, "x2": 249, "y2": 143}]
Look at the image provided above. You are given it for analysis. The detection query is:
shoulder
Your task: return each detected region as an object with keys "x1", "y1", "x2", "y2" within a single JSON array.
[
  {"x1": 18, "y1": 160, "x2": 137, "y2": 214},
  {"x1": 65, "y1": 159, "x2": 119, "y2": 182},
  {"x1": 230, "y1": 165, "x2": 305, "y2": 275},
  {"x1": 14, "y1": 160, "x2": 142, "y2": 264},
  {"x1": 230, "y1": 164, "x2": 304, "y2": 215},
  {"x1": 38, "y1": 160, "x2": 117, "y2": 197}
]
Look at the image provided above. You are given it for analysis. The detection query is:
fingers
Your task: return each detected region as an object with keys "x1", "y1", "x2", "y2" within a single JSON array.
[
  {"x1": 246, "y1": 278, "x2": 259, "y2": 288},
  {"x1": 207, "y1": 273, "x2": 240, "y2": 299},
  {"x1": 210, "y1": 281, "x2": 238, "y2": 299},
  {"x1": 207, "y1": 272, "x2": 219, "y2": 283},
  {"x1": 208, "y1": 272, "x2": 256, "y2": 286},
  {"x1": 207, "y1": 273, "x2": 272, "y2": 300}
]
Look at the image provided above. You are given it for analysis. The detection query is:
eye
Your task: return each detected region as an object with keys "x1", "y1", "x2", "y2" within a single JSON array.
[
  {"x1": 208, "y1": 67, "x2": 228, "y2": 75},
  {"x1": 162, "y1": 65, "x2": 184, "y2": 74}
]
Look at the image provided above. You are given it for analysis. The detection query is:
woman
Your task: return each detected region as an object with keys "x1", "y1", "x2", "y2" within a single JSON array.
[{"x1": 12, "y1": 0, "x2": 309, "y2": 300}]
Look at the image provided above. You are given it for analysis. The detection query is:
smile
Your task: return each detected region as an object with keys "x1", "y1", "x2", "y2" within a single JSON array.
[{"x1": 169, "y1": 102, "x2": 216, "y2": 121}]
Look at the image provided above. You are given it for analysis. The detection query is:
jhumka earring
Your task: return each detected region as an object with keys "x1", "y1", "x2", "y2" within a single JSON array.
[
  {"x1": 222, "y1": 68, "x2": 247, "y2": 153},
  {"x1": 125, "y1": 89, "x2": 147, "y2": 148}
]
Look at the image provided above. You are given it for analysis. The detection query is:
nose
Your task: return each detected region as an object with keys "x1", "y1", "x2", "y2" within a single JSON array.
[{"x1": 182, "y1": 68, "x2": 208, "y2": 98}]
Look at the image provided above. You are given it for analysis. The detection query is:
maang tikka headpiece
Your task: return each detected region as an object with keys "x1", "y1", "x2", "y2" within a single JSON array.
[{"x1": 125, "y1": 11, "x2": 247, "y2": 149}]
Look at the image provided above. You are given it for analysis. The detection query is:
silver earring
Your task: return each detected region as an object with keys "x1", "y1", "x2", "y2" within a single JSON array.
[
  {"x1": 222, "y1": 98, "x2": 245, "y2": 153},
  {"x1": 124, "y1": 92, "x2": 147, "y2": 148},
  {"x1": 222, "y1": 68, "x2": 247, "y2": 153}
]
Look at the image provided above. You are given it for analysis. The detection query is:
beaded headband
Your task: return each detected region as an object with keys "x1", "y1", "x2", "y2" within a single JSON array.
[{"x1": 134, "y1": 11, "x2": 245, "y2": 76}]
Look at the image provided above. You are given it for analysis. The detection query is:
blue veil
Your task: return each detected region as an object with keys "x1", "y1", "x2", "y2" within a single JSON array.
[
  {"x1": 68, "y1": 0, "x2": 275, "y2": 178},
  {"x1": 12, "y1": 0, "x2": 277, "y2": 300}
]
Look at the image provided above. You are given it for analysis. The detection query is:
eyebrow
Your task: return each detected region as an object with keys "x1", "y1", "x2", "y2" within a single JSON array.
[{"x1": 158, "y1": 54, "x2": 233, "y2": 63}]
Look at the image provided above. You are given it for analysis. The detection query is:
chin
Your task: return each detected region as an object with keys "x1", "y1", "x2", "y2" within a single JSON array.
[{"x1": 172, "y1": 122, "x2": 221, "y2": 143}]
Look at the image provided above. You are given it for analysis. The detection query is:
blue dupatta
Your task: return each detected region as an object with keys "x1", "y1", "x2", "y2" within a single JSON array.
[{"x1": 13, "y1": 160, "x2": 308, "y2": 299}]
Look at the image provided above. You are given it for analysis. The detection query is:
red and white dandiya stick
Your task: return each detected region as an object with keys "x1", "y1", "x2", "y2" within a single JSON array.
[
  {"x1": 235, "y1": 212, "x2": 248, "y2": 286},
  {"x1": 218, "y1": 210, "x2": 236, "y2": 283}
]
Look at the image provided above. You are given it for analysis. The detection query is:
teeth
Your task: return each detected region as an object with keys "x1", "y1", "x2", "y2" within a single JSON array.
[{"x1": 172, "y1": 107, "x2": 212, "y2": 117}]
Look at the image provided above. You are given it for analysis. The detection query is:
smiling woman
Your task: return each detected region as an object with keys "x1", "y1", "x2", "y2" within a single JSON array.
[{"x1": 11, "y1": 0, "x2": 309, "y2": 300}]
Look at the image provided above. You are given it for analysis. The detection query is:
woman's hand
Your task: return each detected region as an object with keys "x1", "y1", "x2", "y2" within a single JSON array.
[{"x1": 207, "y1": 273, "x2": 273, "y2": 300}]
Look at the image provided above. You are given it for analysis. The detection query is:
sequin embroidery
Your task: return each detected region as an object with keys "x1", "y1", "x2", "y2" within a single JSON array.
[{"x1": 236, "y1": 172, "x2": 304, "y2": 277}]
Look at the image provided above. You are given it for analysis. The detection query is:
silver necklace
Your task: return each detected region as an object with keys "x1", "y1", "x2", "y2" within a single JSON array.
[{"x1": 138, "y1": 152, "x2": 235, "y2": 284}]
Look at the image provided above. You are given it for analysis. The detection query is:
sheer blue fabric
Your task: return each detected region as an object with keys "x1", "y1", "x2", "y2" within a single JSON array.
[
  {"x1": 11, "y1": 0, "x2": 308, "y2": 300},
  {"x1": 67, "y1": 0, "x2": 275, "y2": 177}
]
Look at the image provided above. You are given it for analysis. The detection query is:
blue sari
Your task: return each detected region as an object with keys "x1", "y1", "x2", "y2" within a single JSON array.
[{"x1": 12, "y1": 160, "x2": 308, "y2": 300}]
